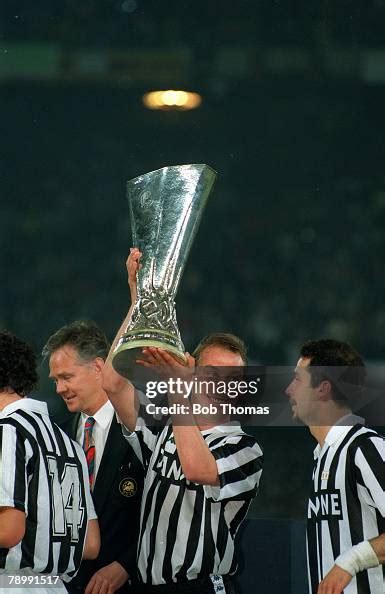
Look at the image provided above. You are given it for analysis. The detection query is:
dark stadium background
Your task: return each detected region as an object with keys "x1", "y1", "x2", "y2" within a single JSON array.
[{"x1": 1, "y1": 2, "x2": 385, "y2": 591}]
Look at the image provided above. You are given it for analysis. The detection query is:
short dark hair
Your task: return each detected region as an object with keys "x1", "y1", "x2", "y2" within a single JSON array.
[
  {"x1": 300, "y1": 338, "x2": 365, "y2": 405},
  {"x1": 193, "y1": 332, "x2": 247, "y2": 365},
  {"x1": 42, "y1": 320, "x2": 110, "y2": 362},
  {"x1": 0, "y1": 331, "x2": 38, "y2": 396}
]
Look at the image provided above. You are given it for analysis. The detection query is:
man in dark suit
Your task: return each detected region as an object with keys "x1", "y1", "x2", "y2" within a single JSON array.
[{"x1": 43, "y1": 320, "x2": 143, "y2": 594}]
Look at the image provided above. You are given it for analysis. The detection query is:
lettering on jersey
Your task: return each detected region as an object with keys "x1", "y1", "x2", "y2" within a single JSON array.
[
  {"x1": 153, "y1": 441, "x2": 186, "y2": 483},
  {"x1": 307, "y1": 490, "x2": 343, "y2": 521}
]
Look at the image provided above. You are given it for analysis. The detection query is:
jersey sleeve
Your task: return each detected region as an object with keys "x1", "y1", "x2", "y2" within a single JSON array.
[
  {"x1": 122, "y1": 417, "x2": 162, "y2": 468},
  {"x1": 85, "y1": 491, "x2": 97, "y2": 520},
  {"x1": 354, "y1": 434, "x2": 385, "y2": 516},
  {"x1": 120, "y1": 388, "x2": 165, "y2": 467},
  {"x1": 0, "y1": 422, "x2": 33, "y2": 512},
  {"x1": 203, "y1": 432, "x2": 263, "y2": 502}
]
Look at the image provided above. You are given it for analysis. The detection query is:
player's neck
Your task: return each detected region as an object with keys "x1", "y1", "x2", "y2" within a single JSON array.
[
  {"x1": 310, "y1": 406, "x2": 352, "y2": 447},
  {"x1": 309, "y1": 425, "x2": 330, "y2": 447},
  {"x1": 0, "y1": 390, "x2": 22, "y2": 411}
]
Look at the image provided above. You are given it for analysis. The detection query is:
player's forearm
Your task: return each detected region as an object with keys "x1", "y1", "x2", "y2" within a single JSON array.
[
  {"x1": 319, "y1": 536, "x2": 384, "y2": 593},
  {"x1": 104, "y1": 302, "x2": 138, "y2": 430},
  {"x1": 83, "y1": 519, "x2": 100, "y2": 560},
  {"x1": 172, "y1": 423, "x2": 219, "y2": 485},
  {"x1": 335, "y1": 537, "x2": 382, "y2": 577},
  {"x1": 103, "y1": 361, "x2": 138, "y2": 431},
  {"x1": 370, "y1": 533, "x2": 385, "y2": 564},
  {"x1": 108, "y1": 386, "x2": 138, "y2": 432}
]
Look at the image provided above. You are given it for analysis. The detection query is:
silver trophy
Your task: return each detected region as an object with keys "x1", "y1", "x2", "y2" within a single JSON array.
[{"x1": 112, "y1": 164, "x2": 217, "y2": 379}]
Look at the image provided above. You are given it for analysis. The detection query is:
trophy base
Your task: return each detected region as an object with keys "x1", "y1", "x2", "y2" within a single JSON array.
[{"x1": 112, "y1": 330, "x2": 186, "y2": 380}]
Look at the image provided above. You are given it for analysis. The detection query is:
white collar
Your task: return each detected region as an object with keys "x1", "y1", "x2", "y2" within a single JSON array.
[
  {"x1": 1, "y1": 397, "x2": 49, "y2": 417},
  {"x1": 80, "y1": 399, "x2": 114, "y2": 429},
  {"x1": 200, "y1": 421, "x2": 242, "y2": 436},
  {"x1": 313, "y1": 413, "x2": 365, "y2": 459}
]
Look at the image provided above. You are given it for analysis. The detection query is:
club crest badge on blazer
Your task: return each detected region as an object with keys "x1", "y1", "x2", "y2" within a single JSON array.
[{"x1": 119, "y1": 477, "x2": 138, "y2": 497}]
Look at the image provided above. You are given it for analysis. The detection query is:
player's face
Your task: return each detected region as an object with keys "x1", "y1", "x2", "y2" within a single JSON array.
[
  {"x1": 194, "y1": 345, "x2": 245, "y2": 412},
  {"x1": 285, "y1": 357, "x2": 320, "y2": 424},
  {"x1": 49, "y1": 345, "x2": 104, "y2": 415}
]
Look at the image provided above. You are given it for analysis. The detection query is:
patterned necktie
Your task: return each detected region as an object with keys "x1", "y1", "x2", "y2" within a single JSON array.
[{"x1": 83, "y1": 416, "x2": 96, "y2": 490}]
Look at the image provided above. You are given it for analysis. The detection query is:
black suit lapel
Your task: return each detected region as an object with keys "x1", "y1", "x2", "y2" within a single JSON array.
[{"x1": 92, "y1": 415, "x2": 128, "y2": 512}]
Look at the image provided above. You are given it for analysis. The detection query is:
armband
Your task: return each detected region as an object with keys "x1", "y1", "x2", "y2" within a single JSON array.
[{"x1": 335, "y1": 541, "x2": 380, "y2": 576}]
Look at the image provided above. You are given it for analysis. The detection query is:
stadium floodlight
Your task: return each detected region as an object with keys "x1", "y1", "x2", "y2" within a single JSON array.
[{"x1": 142, "y1": 90, "x2": 202, "y2": 110}]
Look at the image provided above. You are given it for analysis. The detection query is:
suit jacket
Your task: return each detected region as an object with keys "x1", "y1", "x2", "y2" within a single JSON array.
[{"x1": 62, "y1": 413, "x2": 143, "y2": 594}]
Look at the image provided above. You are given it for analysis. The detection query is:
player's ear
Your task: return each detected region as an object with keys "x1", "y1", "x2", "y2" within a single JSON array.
[{"x1": 317, "y1": 379, "x2": 332, "y2": 401}]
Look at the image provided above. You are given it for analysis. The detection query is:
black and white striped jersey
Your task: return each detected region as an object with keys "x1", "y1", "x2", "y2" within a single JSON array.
[
  {"x1": 307, "y1": 422, "x2": 385, "y2": 594},
  {"x1": 124, "y1": 418, "x2": 263, "y2": 585},
  {"x1": 0, "y1": 398, "x2": 96, "y2": 582}
]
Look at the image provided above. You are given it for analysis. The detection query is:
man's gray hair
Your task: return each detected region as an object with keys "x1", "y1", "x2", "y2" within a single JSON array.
[{"x1": 42, "y1": 320, "x2": 110, "y2": 362}]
